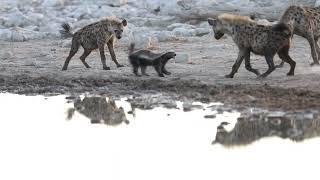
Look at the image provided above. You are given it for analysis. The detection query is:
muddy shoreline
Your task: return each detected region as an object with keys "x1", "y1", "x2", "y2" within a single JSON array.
[
  {"x1": 1, "y1": 74, "x2": 319, "y2": 112},
  {"x1": 1, "y1": 36, "x2": 320, "y2": 115}
]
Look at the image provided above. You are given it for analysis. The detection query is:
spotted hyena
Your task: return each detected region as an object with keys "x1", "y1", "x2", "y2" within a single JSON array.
[
  {"x1": 60, "y1": 17, "x2": 127, "y2": 71},
  {"x1": 278, "y1": 5, "x2": 320, "y2": 67},
  {"x1": 208, "y1": 13, "x2": 295, "y2": 78}
]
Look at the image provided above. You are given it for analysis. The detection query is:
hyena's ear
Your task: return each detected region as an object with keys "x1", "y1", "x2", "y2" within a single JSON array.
[
  {"x1": 122, "y1": 19, "x2": 127, "y2": 26},
  {"x1": 208, "y1": 18, "x2": 217, "y2": 26}
]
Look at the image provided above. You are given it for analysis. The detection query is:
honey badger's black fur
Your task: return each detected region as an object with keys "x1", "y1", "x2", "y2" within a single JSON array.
[{"x1": 128, "y1": 44, "x2": 176, "y2": 77}]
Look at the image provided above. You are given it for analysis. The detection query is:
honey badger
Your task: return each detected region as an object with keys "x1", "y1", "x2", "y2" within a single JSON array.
[{"x1": 128, "y1": 44, "x2": 176, "y2": 77}]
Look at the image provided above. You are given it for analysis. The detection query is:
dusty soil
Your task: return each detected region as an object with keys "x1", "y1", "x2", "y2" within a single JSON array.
[{"x1": 1, "y1": 35, "x2": 320, "y2": 112}]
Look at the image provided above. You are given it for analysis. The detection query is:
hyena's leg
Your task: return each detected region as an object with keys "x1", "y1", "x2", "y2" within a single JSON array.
[
  {"x1": 62, "y1": 39, "x2": 80, "y2": 71},
  {"x1": 225, "y1": 49, "x2": 246, "y2": 78},
  {"x1": 98, "y1": 42, "x2": 110, "y2": 70},
  {"x1": 154, "y1": 63, "x2": 164, "y2": 77},
  {"x1": 259, "y1": 54, "x2": 276, "y2": 78},
  {"x1": 141, "y1": 66, "x2": 149, "y2": 76},
  {"x1": 307, "y1": 33, "x2": 320, "y2": 66},
  {"x1": 107, "y1": 39, "x2": 124, "y2": 68},
  {"x1": 79, "y1": 49, "x2": 92, "y2": 68},
  {"x1": 244, "y1": 51, "x2": 260, "y2": 76},
  {"x1": 314, "y1": 37, "x2": 320, "y2": 61},
  {"x1": 278, "y1": 46, "x2": 296, "y2": 76}
]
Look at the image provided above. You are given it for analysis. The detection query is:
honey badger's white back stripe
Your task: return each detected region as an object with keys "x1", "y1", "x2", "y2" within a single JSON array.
[{"x1": 137, "y1": 54, "x2": 154, "y2": 60}]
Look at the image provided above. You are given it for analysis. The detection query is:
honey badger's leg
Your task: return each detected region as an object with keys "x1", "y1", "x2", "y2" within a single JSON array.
[
  {"x1": 141, "y1": 66, "x2": 149, "y2": 76},
  {"x1": 161, "y1": 59, "x2": 171, "y2": 75},
  {"x1": 79, "y1": 49, "x2": 92, "y2": 68},
  {"x1": 107, "y1": 38, "x2": 124, "y2": 68},
  {"x1": 225, "y1": 49, "x2": 246, "y2": 78},
  {"x1": 162, "y1": 66, "x2": 171, "y2": 75},
  {"x1": 62, "y1": 38, "x2": 80, "y2": 71},
  {"x1": 275, "y1": 61, "x2": 285, "y2": 68},
  {"x1": 154, "y1": 63, "x2": 165, "y2": 77},
  {"x1": 244, "y1": 51, "x2": 260, "y2": 76},
  {"x1": 278, "y1": 45, "x2": 296, "y2": 76},
  {"x1": 259, "y1": 54, "x2": 276, "y2": 78},
  {"x1": 133, "y1": 65, "x2": 140, "y2": 76}
]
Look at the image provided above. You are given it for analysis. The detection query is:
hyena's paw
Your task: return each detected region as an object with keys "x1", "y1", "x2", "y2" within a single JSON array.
[
  {"x1": 287, "y1": 72, "x2": 294, "y2": 76},
  {"x1": 257, "y1": 74, "x2": 268, "y2": 79},
  {"x1": 117, "y1": 64, "x2": 124, "y2": 68},
  {"x1": 310, "y1": 62, "x2": 320, "y2": 66},
  {"x1": 163, "y1": 71, "x2": 171, "y2": 75},
  {"x1": 103, "y1": 67, "x2": 111, "y2": 70},
  {"x1": 224, "y1": 74, "x2": 234, "y2": 78},
  {"x1": 158, "y1": 74, "x2": 165, "y2": 77}
]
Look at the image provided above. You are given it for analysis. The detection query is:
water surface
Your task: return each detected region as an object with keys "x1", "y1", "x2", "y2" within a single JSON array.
[{"x1": 0, "y1": 93, "x2": 319, "y2": 180}]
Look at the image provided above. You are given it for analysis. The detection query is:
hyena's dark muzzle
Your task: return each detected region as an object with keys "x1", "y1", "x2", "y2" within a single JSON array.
[
  {"x1": 214, "y1": 31, "x2": 224, "y2": 40},
  {"x1": 115, "y1": 30, "x2": 123, "y2": 39}
]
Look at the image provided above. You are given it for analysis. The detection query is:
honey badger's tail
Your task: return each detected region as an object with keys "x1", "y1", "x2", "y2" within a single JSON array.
[
  {"x1": 272, "y1": 23, "x2": 293, "y2": 38},
  {"x1": 129, "y1": 43, "x2": 135, "y2": 55},
  {"x1": 60, "y1": 23, "x2": 73, "y2": 38}
]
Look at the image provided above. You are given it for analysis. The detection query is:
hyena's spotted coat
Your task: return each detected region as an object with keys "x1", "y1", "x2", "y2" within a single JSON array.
[
  {"x1": 208, "y1": 13, "x2": 295, "y2": 78},
  {"x1": 60, "y1": 17, "x2": 127, "y2": 70},
  {"x1": 278, "y1": 5, "x2": 320, "y2": 66}
]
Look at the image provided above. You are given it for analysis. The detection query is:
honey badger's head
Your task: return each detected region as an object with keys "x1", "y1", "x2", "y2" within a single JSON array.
[
  {"x1": 113, "y1": 19, "x2": 127, "y2": 39},
  {"x1": 162, "y1": 52, "x2": 176, "y2": 60}
]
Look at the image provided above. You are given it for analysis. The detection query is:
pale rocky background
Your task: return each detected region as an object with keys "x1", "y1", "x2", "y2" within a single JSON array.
[{"x1": 1, "y1": 0, "x2": 320, "y2": 47}]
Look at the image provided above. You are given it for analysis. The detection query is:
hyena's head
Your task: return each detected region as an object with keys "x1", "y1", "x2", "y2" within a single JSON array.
[
  {"x1": 208, "y1": 18, "x2": 225, "y2": 40},
  {"x1": 113, "y1": 19, "x2": 127, "y2": 39}
]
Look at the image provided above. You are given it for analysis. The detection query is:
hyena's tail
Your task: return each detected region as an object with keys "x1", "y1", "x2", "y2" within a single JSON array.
[
  {"x1": 129, "y1": 43, "x2": 135, "y2": 55},
  {"x1": 272, "y1": 23, "x2": 293, "y2": 38},
  {"x1": 60, "y1": 23, "x2": 73, "y2": 38}
]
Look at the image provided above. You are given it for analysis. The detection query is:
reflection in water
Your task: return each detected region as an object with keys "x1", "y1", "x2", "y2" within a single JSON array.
[
  {"x1": 67, "y1": 96, "x2": 129, "y2": 126},
  {"x1": 1, "y1": 94, "x2": 320, "y2": 180},
  {"x1": 213, "y1": 111, "x2": 320, "y2": 146}
]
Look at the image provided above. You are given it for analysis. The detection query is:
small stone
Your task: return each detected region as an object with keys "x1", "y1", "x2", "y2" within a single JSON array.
[
  {"x1": 204, "y1": 114, "x2": 216, "y2": 119},
  {"x1": 174, "y1": 53, "x2": 190, "y2": 64},
  {"x1": 2, "y1": 51, "x2": 13, "y2": 59}
]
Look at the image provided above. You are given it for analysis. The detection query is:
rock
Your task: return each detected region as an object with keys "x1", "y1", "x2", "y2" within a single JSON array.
[
  {"x1": 1, "y1": 51, "x2": 14, "y2": 59},
  {"x1": 131, "y1": 34, "x2": 160, "y2": 49},
  {"x1": 106, "y1": 0, "x2": 127, "y2": 7},
  {"x1": 60, "y1": 39, "x2": 72, "y2": 48},
  {"x1": 204, "y1": 114, "x2": 216, "y2": 119},
  {"x1": 267, "y1": 111, "x2": 286, "y2": 118},
  {"x1": 42, "y1": 0, "x2": 65, "y2": 7},
  {"x1": 167, "y1": 23, "x2": 195, "y2": 31},
  {"x1": 174, "y1": 53, "x2": 191, "y2": 64},
  {"x1": 183, "y1": 102, "x2": 203, "y2": 112},
  {"x1": 304, "y1": 113, "x2": 314, "y2": 120}
]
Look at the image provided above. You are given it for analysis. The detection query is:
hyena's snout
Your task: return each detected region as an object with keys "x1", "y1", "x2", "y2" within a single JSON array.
[{"x1": 115, "y1": 30, "x2": 123, "y2": 39}]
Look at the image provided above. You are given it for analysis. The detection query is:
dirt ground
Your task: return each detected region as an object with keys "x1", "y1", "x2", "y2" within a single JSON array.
[{"x1": 1, "y1": 35, "x2": 320, "y2": 112}]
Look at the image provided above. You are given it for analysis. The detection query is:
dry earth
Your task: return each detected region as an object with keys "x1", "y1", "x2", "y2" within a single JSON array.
[{"x1": 1, "y1": 35, "x2": 320, "y2": 112}]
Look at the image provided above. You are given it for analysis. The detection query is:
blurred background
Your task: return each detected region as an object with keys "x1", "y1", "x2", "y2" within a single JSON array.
[{"x1": 0, "y1": 0, "x2": 319, "y2": 46}]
